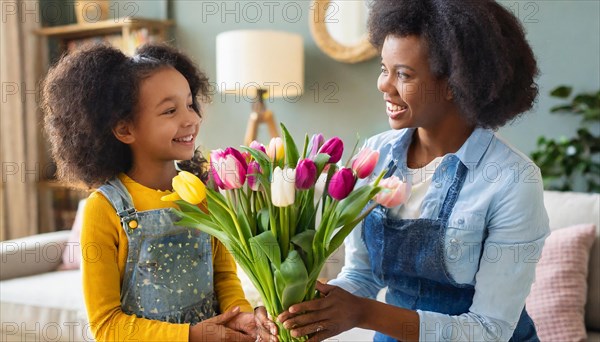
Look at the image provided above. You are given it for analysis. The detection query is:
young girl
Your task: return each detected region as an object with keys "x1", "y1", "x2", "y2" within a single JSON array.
[
  {"x1": 270, "y1": 1, "x2": 550, "y2": 341},
  {"x1": 42, "y1": 43, "x2": 256, "y2": 342}
]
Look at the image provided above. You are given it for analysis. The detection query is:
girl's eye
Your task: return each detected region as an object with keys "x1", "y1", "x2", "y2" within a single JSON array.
[
  {"x1": 187, "y1": 103, "x2": 194, "y2": 110},
  {"x1": 163, "y1": 108, "x2": 176, "y2": 115}
]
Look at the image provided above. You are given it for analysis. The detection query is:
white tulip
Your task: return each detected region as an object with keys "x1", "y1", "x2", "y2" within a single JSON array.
[{"x1": 271, "y1": 166, "x2": 296, "y2": 207}]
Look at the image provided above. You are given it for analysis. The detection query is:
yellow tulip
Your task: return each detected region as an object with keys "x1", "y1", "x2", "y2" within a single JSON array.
[{"x1": 161, "y1": 171, "x2": 206, "y2": 205}]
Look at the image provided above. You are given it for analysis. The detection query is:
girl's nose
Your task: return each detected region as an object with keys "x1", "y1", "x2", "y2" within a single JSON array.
[{"x1": 183, "y1": 107, "x2": 201, "y2": 126}]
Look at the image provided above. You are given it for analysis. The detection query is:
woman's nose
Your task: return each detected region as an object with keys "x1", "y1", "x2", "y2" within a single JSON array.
[{"x1": 377, "y1": 74, "x2": 397, "y2": 95}]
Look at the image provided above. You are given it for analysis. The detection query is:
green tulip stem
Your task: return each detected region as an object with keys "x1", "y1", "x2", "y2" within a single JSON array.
[{"x1": 215, "y1": 191, "x2": 251, "y2": 255}]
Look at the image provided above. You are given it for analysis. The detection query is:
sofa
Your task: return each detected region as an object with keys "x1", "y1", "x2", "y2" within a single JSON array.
[{"x1": 1, "y1": 190, "x2": 599, "y2": 341}]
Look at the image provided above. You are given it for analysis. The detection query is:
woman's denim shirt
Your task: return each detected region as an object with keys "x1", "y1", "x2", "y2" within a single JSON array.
[{"x1": 330, "y1": 127, "x2": 550, "y2": 341}]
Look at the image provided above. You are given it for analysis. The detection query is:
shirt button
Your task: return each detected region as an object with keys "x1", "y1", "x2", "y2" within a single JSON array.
[
  {"x1": 457, "y1": 218, "x2": 465, "y2": 225},
  {"x1": 450, "y1": 238, "x2": 458, "y2": 244},
  {"x1": 435, "y1": 182, "x2": 442, "y2": 188}
]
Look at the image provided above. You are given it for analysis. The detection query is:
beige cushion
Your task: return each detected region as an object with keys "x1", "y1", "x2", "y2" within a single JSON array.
[
  {"x1": 0, "y1": 231, "x2": 70, "y2": 280},
  {"x1": 543, "y1": 191, "x2": 600, "y2": 330},
  {"x1": 0, "y1": 270, "x2": 90, "y2": 341}
]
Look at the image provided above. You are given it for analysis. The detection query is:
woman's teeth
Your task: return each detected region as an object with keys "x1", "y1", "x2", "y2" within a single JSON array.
[
  {"x1": 174, "y1": 135, "x2": 193, "y2": 142},
  {"x1": 387, "y1": 102, "x2": 407, "y2": 112}
]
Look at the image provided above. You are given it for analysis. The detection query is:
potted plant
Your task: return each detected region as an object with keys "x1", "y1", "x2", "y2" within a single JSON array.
[{"x1": 530, "y1": 86, "x2": 600, "y2": 192}]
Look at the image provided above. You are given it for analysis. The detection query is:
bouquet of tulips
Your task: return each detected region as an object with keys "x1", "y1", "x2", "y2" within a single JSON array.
[{"x1": 163, "y1": 124, "x2": 409, "y2": 341}]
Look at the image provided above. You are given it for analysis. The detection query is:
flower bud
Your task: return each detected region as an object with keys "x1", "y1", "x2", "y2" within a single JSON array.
[
  {"x1": 351, "y1": 148, "x2": 379, "y2": 179},
  {"x1": 295, "y1": 159, "x2": 317, "y2": 190},
  {"x1": 328, "y1": 168, "x2": 356, "y2": 200},
  {"x1": 318, "y1": 137, "x2": 344, "y2": 164}
]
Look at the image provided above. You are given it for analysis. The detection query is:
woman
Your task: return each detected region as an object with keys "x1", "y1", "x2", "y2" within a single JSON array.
[{"x1": 268, "y1": 1, "x2": 550, "y2": 341}]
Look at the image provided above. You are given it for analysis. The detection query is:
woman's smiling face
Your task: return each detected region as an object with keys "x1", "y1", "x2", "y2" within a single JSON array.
[{"x1": 377, "y1": 35, "x2": 455, "y2": 131}]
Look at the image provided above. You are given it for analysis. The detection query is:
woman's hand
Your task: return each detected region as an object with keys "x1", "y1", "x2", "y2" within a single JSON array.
[
  {"x1": 277, "y1": 282, "x2": 366, "y2": 342},
  {"x1": 189, "y1": 306, "x2": 254, "y2": 342},
  {"x1": 254, "y1": 306, "x2": 279, "y2": 342}
]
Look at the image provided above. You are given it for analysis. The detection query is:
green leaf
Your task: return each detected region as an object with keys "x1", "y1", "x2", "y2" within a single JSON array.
[
  {"x1": 328, "y1": 203, "x2": 378, "y2": 255},
  {"x1": 257, "y1": 208, "x2": 270, "y2": 234},
  {"x1": 291, "y1": 229, "x2": 316, "y2": 268},
  {"x1": 301, "y1": 133, "x2": 309, "y2": 159},
  {"x1": 550, "y1": 85, "x2": 572, "y2": 98},
  {"x1": 280, "y1": 123, "x2": 300, "y2": 168},
  {"x1": 240, "y1": 146, "x2": 272, "y2": 183},
  {"x1": 279, "y1": 250, "x2": 309, "y2": 310},
  {"x1": 313, "y1": 153, "x2": 332, "y2": 175},
  {"x1": 176, "y1": 215, "x2": 230, "y2": 245},
  {"x1": 550, "y1": 104, "x2": 574, "y2": 113},
  {"x1": 336, "y1": 185, "x2": 379, "y2": 225},
  {"x1": 250, "y1": 231, "x2": 282, "y2": 269}
]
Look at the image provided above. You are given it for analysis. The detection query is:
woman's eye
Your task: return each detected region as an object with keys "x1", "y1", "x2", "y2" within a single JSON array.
[
  {"x1": 380, "y1": 67, "x2": 388, "y2": 75},
  {"x1": 163, "y1": 108, "x2": 176, "y2": 115},
  {"x1": 397, "y1": 72, "x2": 409, "y2": 80},
  {"x1": 187, "y1": 103, "x2": 194, "y2": 110}
]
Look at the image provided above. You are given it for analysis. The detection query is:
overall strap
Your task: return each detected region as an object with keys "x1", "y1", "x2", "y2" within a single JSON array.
[
  {"x1": 437, "y1": 162, "x2": 468, "y2": 222},
  {"x1": 97, "y1": 178, "x2": 138, "y2": 226}
]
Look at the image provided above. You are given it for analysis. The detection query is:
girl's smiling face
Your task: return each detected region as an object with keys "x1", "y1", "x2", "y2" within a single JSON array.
[
  {"x1": 377, "y1": 35, "x2": 455, "y2": 131},
  {"x1": 125, "y1": 67, "x2": 201, "y2": 166}
]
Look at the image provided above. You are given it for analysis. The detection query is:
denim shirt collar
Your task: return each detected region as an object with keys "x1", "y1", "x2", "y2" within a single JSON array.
[{"x1": 389, "y1": 127, "x2": 495, "y2": 172}]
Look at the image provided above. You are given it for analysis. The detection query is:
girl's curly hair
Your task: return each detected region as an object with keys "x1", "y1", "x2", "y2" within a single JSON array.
[
  {"x1": 42, "y1": 43, "x2": 210, "y2": 188},
  {"x1": 368, "y1": 0, "x2": 539, "y2": 129}
]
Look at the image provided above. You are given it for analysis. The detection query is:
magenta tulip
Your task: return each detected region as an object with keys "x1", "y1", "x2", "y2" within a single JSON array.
[
  {"x1": 351, "y1": 148, "x2": 380, "y2": 179},
  {"x1": 247, "y1": 161, "x2": 262, "y2": 191},
  {"x1": 210, "y1": 148, "x2": 247, "y2": 190},
  {"x1": 328, "y1": 168, "x2": 356, "y2": 200},
  {"x1": 318, "y1": 137, "x2": 344, "y2": 164},
  {"x1": 295, "y1": 159, "x2": 317, "y2": 190},
  {"x1": 375, "y1": 176, "x2": 411, "y2": 208}
]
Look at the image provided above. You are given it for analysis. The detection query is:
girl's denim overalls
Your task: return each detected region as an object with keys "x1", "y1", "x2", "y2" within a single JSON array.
[
  {"x1": 363, "y1": 162, "x2": 538, "y2": 341},
  {"x1": 98, "y1": 179, "x2": 218, "y2": 324}
]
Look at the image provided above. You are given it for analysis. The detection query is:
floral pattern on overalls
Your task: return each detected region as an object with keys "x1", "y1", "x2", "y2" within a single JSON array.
[
  {"x1": 363, "y1": 160, "x2": 539, "y2": 342},
  {"x1": 98, "y1": 179, "x2": 218, "y2": 324}
]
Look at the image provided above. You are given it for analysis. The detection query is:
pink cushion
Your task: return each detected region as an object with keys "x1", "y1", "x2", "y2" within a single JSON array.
[
  {"x1": 58, "y1": 200, "x2": 86, "y2": 270},
  {"x1": 526, "y1": 223, "x2": 596, "y2": 341}
]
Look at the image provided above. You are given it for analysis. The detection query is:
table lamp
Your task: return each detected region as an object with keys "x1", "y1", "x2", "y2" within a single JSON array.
[{"x1": 216, "y1": 30, "x2": 304, "y2": 146}]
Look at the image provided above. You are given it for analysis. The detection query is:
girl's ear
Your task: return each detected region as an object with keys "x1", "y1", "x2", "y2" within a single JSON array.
[{"x1": 113, "y1": 121, "x2": 135, "y2": 144}]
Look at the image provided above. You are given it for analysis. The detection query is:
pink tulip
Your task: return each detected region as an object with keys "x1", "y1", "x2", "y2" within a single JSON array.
[
  {"x1": 328, "y1": 168, "x2": 356, "y2": 200},
  {"x1": 351, "y1": 148, "x2": 380, "y2": 179},
  {"x1": 250, "y1": 140, "x2": 267, "y2": 154},
  {"x1": 318, "y1": 137, "x2": 344, "y2": 164},
  {"x1": 210, "y1": 148, "x2": 247, "y2": 190},
  {"x1": 307, "y1": 133, "x2": 324, "y2": 159},
  {"x1": 247, "y1": 161, "x2": 262, "y2": 191},
  {"x1": 375, "y1": 176, "x2": 411, "y2": 208},
  {"x1": 295, "y1": 159, "x2": 317, "y2": 190}
]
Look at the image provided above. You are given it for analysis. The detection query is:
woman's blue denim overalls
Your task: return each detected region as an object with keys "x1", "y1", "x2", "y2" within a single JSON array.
[
  {"x1": 363, "y1": 162, "x2": 538, "y2": 341},
  {"x1": 98, "y1": 179, "x2": 218, "y2": 324}
]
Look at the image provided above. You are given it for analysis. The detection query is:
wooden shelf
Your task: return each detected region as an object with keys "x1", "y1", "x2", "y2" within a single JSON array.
[{"x1": 34, "y1": 17, "x2": 174, "y2": 39}]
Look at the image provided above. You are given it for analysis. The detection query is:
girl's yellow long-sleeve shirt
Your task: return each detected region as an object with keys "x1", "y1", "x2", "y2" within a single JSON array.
[{"x1": 81, "y1": 173, "x2": 252, "y2": 342}]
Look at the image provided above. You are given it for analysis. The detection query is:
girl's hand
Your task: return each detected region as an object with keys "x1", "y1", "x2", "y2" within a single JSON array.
[
  {"x1": 189, "y1": 306, "x2": 254, "y2": 342},
  {"x1": 226, "y1": 311, "x2": 257, "y2": 337},
  {"x1": 254, "y1": 306, "x2": 279, "y2": 342},
  {"x1": 277, "y1": 282, "x2": 365, "y2": 342}
]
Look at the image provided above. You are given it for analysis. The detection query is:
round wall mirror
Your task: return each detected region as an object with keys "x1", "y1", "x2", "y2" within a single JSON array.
[{"x1": 309, "y1": 0, "x2": 378, "y2": 64}]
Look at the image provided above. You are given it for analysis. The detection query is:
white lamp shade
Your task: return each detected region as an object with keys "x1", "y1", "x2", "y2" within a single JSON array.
[{"x1": 216, "y1": 30, "x2": 304, "y2": 98}]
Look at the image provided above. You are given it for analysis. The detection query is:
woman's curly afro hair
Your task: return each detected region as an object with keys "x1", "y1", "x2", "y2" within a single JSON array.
[
  {"x1": 368, "y1": 0, "x2": 539, "y2": 129},
  {"x1": 42, "y1": 43, "x2": 210, "y2": 188}
]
